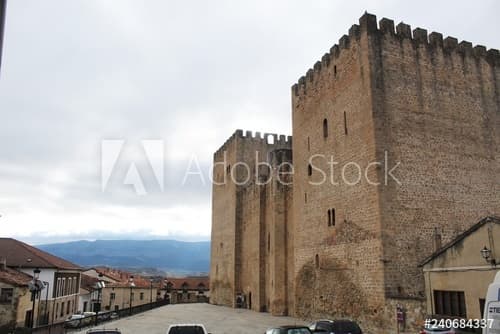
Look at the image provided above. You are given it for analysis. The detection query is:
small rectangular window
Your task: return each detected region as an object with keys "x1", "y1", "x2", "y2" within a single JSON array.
[
  {"x1": 327, "y1": 209, "x2": 336, "y2": 226},
  {"x1": 0, "y1": 288, "x2": 13, "y2": 303},
  {"x1": 433, "y1": 290, "x2": 466, "y2": 317}
]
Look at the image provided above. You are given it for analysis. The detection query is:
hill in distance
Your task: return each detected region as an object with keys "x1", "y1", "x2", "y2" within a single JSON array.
[{"x1": 37, "y1": 239, "x2": 210, "y2": 276}]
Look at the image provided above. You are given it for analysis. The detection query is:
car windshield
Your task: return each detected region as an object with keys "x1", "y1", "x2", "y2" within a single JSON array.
[
  {"x1": 287, "y1": 329, "x2": 311, "y2": 334},
  {"x1": 168, "y1": 326, "x2": 205, "y2": 334}
]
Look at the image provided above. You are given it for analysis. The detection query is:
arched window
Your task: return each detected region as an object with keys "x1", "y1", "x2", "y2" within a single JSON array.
[{"x1": 323, "y1": 119, "x2": 328, "y2": 138}]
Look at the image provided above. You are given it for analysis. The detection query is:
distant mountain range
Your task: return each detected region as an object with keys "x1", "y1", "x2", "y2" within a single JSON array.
[{"x1": 38, "y1": 239, "x2": 210, "y2": 275}]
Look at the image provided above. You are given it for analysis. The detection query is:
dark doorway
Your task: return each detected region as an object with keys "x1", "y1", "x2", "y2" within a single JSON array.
[{"x1": 248, "y1": 292, "x2": 252, "y2": 310}]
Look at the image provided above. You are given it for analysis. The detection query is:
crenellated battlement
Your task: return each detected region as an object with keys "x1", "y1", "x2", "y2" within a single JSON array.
[
  {"x1": 292, "y1": 12, "x2": 500, "y2": 97},
  {"x1": 214, "y1": 129, "x2": 292, "y2": 159}
]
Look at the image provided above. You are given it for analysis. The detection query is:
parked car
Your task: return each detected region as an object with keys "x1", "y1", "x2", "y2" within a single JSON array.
[
  {"x1": 265, "y1": 325, "x2": 312, "y2": 334},
  {"x1": 167, "y1": 324, "x2": 209, "y2": 334},
  {"x1": 65, "y1": 314, "x2": 86, "y2": 328},
  {"x1": 308, "y1": 319, "x2": 362, "y2": 334},
  {"x1": 86, "y1": 329, "x2": 122, "y2": 334}
]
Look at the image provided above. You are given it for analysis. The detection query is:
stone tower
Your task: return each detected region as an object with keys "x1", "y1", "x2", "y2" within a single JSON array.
[
  {"x1": 210, "y1": 12, "x2": 500, "y2": 334},
  {"x1": 209, "y1": 131, "x2": 294, "y2": 315},
  {"x1": 291, "y1": 12, "x2": 499, "y2": 331}
]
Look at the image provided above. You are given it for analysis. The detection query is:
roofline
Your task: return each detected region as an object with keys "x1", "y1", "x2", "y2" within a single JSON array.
[
  {"x1": 419, "y1": 216, "x2": 500, "y2": 266},
  {"x1": 0, "y1": 238, "x2": 82, "y2": 270}
]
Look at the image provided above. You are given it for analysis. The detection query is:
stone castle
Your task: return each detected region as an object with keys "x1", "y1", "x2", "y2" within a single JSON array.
[{"x1": 209, "y1": 13, "x2": 500, "y2": 333}]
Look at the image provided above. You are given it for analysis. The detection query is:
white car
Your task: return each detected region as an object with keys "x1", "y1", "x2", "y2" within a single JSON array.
[
  {"x1": 65, "y1": 314, "x2": 87, "y2": 328},
  {"x1": 166, "y1": 324, "x2": 209, "y2": 334}
]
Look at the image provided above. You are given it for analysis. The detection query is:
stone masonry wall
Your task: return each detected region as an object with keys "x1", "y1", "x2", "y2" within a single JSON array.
[
  {"x1": 365, "y1": 13, "x2": 500, "y2": 329},
  {"x1": 291, "y1": 13, "x2": 387, "y2": 330},
  {"x1": 210, "y1": 131, "x2": 292, "y2": 310}
]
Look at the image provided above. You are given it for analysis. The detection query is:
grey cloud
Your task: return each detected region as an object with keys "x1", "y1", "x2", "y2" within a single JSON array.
[{"x1": 1, "y1": 0, "x2": 499, "y2": 243}]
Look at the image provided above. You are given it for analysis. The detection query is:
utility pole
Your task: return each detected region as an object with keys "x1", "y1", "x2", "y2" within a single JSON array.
[{"x1": 0, "y1": 0, "x2": 6, "y2": 74}]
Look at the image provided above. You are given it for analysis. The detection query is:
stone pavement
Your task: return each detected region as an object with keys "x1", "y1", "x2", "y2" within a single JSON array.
[{"x1": 75, "y1": 303, "x2": 307, "y2": 334}]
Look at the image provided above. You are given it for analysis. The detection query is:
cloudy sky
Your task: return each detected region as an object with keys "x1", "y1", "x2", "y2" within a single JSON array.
[{"x1": 0, "y1": 0, "x2": 498, "y2": 245}]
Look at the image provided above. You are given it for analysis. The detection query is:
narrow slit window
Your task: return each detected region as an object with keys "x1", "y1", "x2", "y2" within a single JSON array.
[
  {"x1": 323, "y1": 119, "x2": 328, "y2": 138},
  {"x1": 344, "y1": 111, "x2": 348, "y2": 135},
  {"x1": 308, "y1": 164, "x2": 312, "y2": 176},
  {"x1": 331, "y1": 208, "x2": 336, "y2": 226},
  {"x1": 334, "y1": 65, "x2": 337, "y2": 77},
  {"x1": 327, "y1": 210, "x2": 331, "y2": 226}
]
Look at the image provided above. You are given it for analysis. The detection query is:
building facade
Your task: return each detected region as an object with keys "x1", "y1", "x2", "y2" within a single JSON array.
[
  {"x1": 421, "y1": 216, "x2": 500, "y2": 320},
  {"x1": 0, "y1": 262, "x2": 33, "y2": 331},
  {"x1": 82, "y1": 268, "x2": 158, "y2": 313},
  {"x1": 210, "y1": 13, "x2": 500, "y2": 334},
  {"x1": 0, "y1": 238, "x2": 82, "y2": 328},
  {"x1": 163, "y1": 277, "x2": 210, "y2": 304}
]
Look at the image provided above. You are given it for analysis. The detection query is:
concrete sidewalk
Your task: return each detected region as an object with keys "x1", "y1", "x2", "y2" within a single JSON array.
[{"x1": 76, "y1": 303, "x2": 307, "y2": 334}]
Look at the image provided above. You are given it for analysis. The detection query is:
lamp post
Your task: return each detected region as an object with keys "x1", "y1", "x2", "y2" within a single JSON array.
[
  {"x1": 128, "y1": 276, "x2": 135, "y2": 316},
  {"x1": 29, "y1": 268, "x2": 41, "y2": 328},
  {"x1": 0, "y1": 0, "x2": 6, "y2": 74},
  {"x1": 150, "y1": 279, "x2": 153, "y2": 309},
  {"x1": 94, "y1": 273, "x2": 105, "y2": 326},
  {"x1": 43, "y1": 281, "x2": 49, "y2": 326}
]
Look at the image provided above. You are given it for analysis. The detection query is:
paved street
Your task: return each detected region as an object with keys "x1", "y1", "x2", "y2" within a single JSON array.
[{"x1": 75, "y1": 303, "x2": 307, "y2": 334}]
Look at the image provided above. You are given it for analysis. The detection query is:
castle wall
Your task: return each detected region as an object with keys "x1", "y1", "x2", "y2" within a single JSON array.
[
  {"x1": 291, "y1": 14, "x2": 387, "y2": 327},
  {"x1": 210, "y1": 131, "x2": 292, "y2": 311},
  {"x1": 210, "y1": 134, "x2": 239, "y2": 306}
]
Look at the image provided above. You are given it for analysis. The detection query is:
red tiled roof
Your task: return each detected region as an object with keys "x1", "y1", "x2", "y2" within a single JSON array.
[
  {"x1": 94, "y1": 267, "x2": 155, "y2": 289},
  {"x1": 80, "y1": 274, "x2": 99, "y2": 291},
  {"x1": 0, "y1": 267, "x2": 33, "y2": 287},
  {"x1": 163, "y1": 276, "x2": 209, "y2": 290},
  {"x1": 0, "y1": 238, "x2": 81, "y2": 270}
]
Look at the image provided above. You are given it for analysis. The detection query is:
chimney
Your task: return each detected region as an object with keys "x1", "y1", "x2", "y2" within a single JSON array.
[{"x1": 0, "y1": 257, "x2": 6, "y2": 271}]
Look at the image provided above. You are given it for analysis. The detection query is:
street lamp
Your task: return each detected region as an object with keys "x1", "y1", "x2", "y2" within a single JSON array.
[
  {"x1": 0, "y1": 0, "x2": 7, "y2": 74},
  {"x1": 29, "y1": 268, "x2": 41, "y2": 328},
  {"x1": 129, "y1": 276, "x2": 135, "y2": 316},
  {"x1": 481, "y1": 246, "x2": 496, "y2": 265},
  {"x1": 43, "y1": 281, "x2": 49, "y2": 326},
  {"x1": 94, "y1": 273, "x2": 105, "y2": 326},
  {"x1": 150, "y1": 279, "x2": 153, "y2": 309}
]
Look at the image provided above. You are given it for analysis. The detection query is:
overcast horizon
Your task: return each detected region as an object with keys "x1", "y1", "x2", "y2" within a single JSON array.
[{"x1": 1, "y1": 0, "x2": 499, "y2": 245}]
